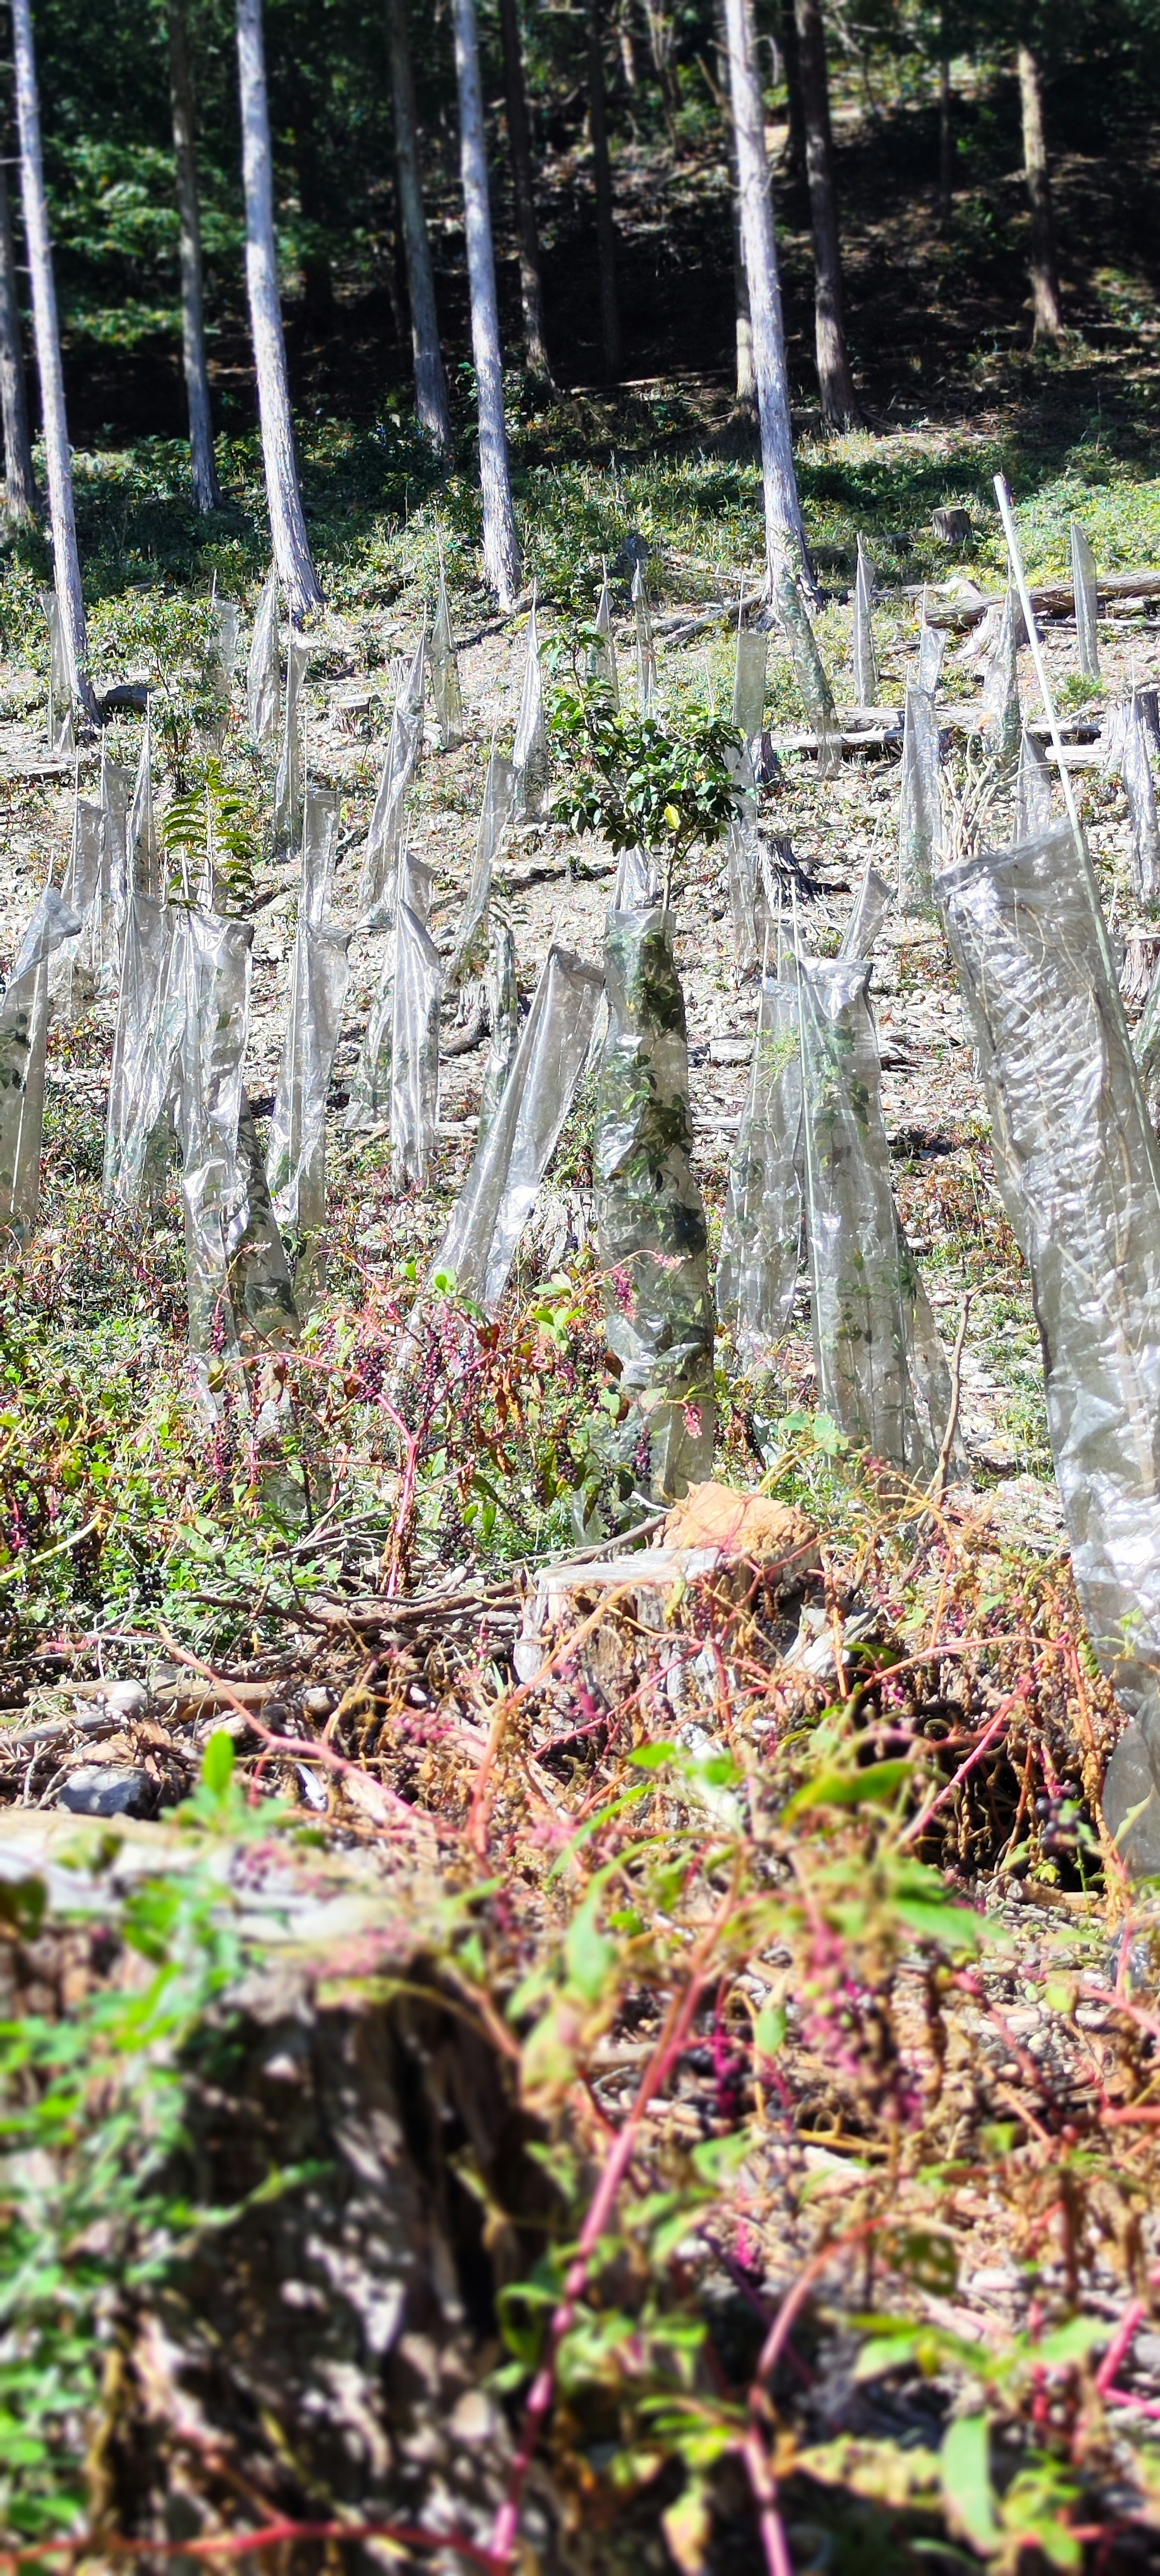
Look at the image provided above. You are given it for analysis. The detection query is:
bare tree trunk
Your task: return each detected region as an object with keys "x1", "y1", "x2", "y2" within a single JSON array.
[
  {"x1": 792, "y1": 0, "x2": 861, "y2": 430},
  {"x1": 168, "y1": 0, "x2": 222, "y2": 513},
  {"x1": 0, "y1": 153, "x2": 37, "y2": 525},
  {"x1": 722, "y1": 0, "x2": 811, "y2": 592},
  {"x1": 713, "y1": 0, "x2": 754, "y2": 408},
  {"x1": 497, "y1": 0, "x2": 550, "y2": 381},
  {"x1": 10, "y1": 0, "x2": 97, "y2": 721},
  {"x1": 615, "y1": 2, "x2": 638, "y2": 93},
  {"x1": 937, "y1": 10, "x2": 953, "y2": 230},
  {"x1": 236, "y1": 0, "x2": 323, "y2": 615},
  {"x1": 1017, "y1": 42, "x2": 1063, "y2": 343},
  {"x1": 386, "y1": 0, "x2": 451, "y2": 451},
  {"x1": 778, "y1": 0, "x2": 807, "y2": 191},
  {"x1": 450, "y1": 0, "x2": 521, "y2": 608},
  {"x1": 588, "y1": 0, "x2": 621, "y2": 381}
]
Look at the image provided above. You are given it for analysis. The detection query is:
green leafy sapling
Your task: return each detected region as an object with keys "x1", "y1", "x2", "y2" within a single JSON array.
[{"x1": 548, "y1": 646, "x2": 741, "y2": 906}]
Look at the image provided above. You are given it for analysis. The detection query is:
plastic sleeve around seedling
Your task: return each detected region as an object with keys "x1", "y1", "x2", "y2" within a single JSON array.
[
  {"x1": 1014, "y1": 726, "x2": 1054, "y2": 841},
  {"x1": 227, "y1": 1090, "x2": 300, "y2": 1346},
  {"x1": 478, "y1": 918, "x2": 521, "y2": 1144},
  {"x1": 717, "y1": 974, "x2": 803, "y2": 1368},
  {"x1": 213, "y1": 597, "x2": 242, "y2": 688},
  {"x1": 433, "y1": 943, "x2": 602, "y2": 1316},
  {"x1": 300, "y1": 785, "x2": 338, "y2": 930},
  {"x1": 272, "y1": 626, "x2": 309, "y2": 856},
  {"x1": 732, "y1": 628, "x2": 768, "y2": 744},
  {"x1": 917, "y1": 618, "x2": 946, "y2": 695},
  {"x1": 852, "y1": 539, "x2": 878, "y2": 707},
  {"x1": 246, "y1": 566, "x2": 281, "y2": 749},
  {"x1": 799, "y1": 957, "x2": 951, "y2": 1478},
  {"x1": 170, "y1": 911, "x2": 254, "y2": 1372},
  {"x1": 357, "y1": 629, "x2": 426, "y2": 927},
  {"x1": 450, "y1": 747, "x2": 515, "y2": 982},
  {"x1": 345, "y1": 850, "x2": 433, "y2": 1134},
  {"x1": 512, "y1": 595, "x2": 549, "y2": 823},
  {"x1": 839, "y1": 861, "x2": 892, "y2": 963},
  {"x1": 390, "y1": 900, "x2": 443, "y2": 1191},
  {"x1": 49, "y1": 801, "x2": 105, "y2": 1025},
  {"x1": 267, "y1": 919, "x2": 351, "y2": 1253},
  {"x1": 1135, "y1": 951, "x2": 1160, "y2": 1127},
  {"x1": 898, "y1": 684, "x2": 942, "y2": 917},
  {"x1": 632, "y1": 561, "x2": 657, "y2": 713},
  {"x1": 40, "y1": 587, "x2": 74, "y2": 755},
  {"x1": 589, "y1": 570, "x2": 620, "y2": 711},
  {"x1": 431, "y1": 557, "x2": 466, "y2": 750},
  {"x1": 0, "y1": 889, "x2": 81, "y2": 1234},
  {"x1": 128, "y1": 707, "x2": 161, "y2": 899},
  {"x1": 1105, "y1": 698, "x2": 1160, "y2": 907},
  {"x1": 938, "y1": 819, "x2": 1160, "y2": 1872},
  {"x1": 773, "y1": 566, "x2": 841, "y2": 779},
  {"x1": 979, "y1": 590, "x2": 1021, "y2": 770},
  {"x1": 594, "y1": 904, "x2": 716, "y2": 1506},
  {"x1": 104, "y1": 893, "x2": 173, "y2": 1209},
  {"x1": 613, "y1": 846, "x2": 659, "y2": 909},
  {"x1": 1071, "y1": 522, "x2": 1100, "y2": 681}
]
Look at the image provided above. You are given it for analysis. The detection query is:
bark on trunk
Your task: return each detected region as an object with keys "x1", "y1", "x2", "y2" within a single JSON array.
[
  {"x1": 722, "y1": 0, "x2": 811, "y2": 593},
  {"x1": 236, "y1": 0, "x2": 324, "y2": 616},
  {"x1": 792, "y1": 0, "x2": 861, "y2": 431},
  {"x1": 168, "y1": 0, "x2": 222, "y2": 513},
  {"x1": 498, "y1": 0, "x2": 550, "y2": 381},
  {"x1": 1017, "y1": 42, "x2": 1063, "y2": 344},
  {"x1": 713, "y1": 0, "x2": 754, "y2": 408},
  {"x1": 588, "y1": 0, "x2": 621, "y2": 382},
  {"x1": 0, "y1": 152, "x2": 37, "y2": 525},
  {"x1": 10, "y1": 0, "x2": 98, "y2": 721},
  {"x1": 386, "y1": 0, "x2": 452, "y2": 451},
  {"x1": 450, "y1": 0, "x2": 521, "y2": 608}
]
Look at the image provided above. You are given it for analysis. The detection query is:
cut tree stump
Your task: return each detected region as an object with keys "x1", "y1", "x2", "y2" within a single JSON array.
[{"x1": 0, "y1": 1811, "x2": 570, "y2": 2571}]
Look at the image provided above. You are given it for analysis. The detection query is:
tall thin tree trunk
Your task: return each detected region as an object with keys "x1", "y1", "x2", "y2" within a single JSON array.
[
  {"x1": 793, "y1": 0, "x2": 861, "y2": 430},
  {"x1": 937, "y1": 12, "x2": 953, "y2": 230},
  {"x1": 10, "y1": 0, "x2": 97, "y2": 720},
  {"x1": 778, "y1": 0, "x2": 807, "y2": 192},
  {"x1": 588, "y1": 0, "x2": 621, "y2": 381},
  {"x1": 722, "y1": 0, "x2": 811, "y2": 592},
  {"x1": 1017, "y1": 42, "x2": 1063, "y2": 343},
  {"x1": 236, "y1": 0, "x2": 323, "y2": 615},
  {"x1": 450, "y1": 0, "x2": 521, "y2": 608},
  {"x1": 0, "y1": 154, "x2": 37, "y2": 525},
  {"x1": 386, "y1": 0, "x2": 451, "y2": 451},
  {"x1": 498, "y1": 0, "x2": 550, "y2": 380},
  {"x1": 713, "y1": 0, "x2": 754, "y2": 408},
  {"x1": 168, "y1": 0, "x2": 222, "y2": 513}
]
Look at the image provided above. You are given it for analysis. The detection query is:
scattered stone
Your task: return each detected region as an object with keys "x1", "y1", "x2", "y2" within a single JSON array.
[{"x1": 57, "y1": 1765, "x2": 153, "y2": 1818}]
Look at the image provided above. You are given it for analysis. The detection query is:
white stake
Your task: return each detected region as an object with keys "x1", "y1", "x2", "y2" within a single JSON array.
[{"x1": 992, "y1": 470, "x2": 1080, "y2": 845}]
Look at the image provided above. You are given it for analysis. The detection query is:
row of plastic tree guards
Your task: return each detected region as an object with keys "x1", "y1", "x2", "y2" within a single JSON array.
[{"x1": 20, "y1": 555, "x2": 1160, "y2": 1868}]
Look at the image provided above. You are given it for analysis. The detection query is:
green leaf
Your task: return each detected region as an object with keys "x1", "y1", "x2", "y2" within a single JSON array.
[
  {"x1": 754, "y1": 2000, "x2": 787, "y2": 2058},
  {"x1": 201, "y1": 1729, "x2": 236, "y2": 1797},
  {"x1": 784, "y1": 1759, "x2": 913, "y2": 1821},
  {"x1": 565, "y1": 1889, "x2": 617, "y2": 2004},
  {"x1": 941, "y1": 2414, "x2": 1001, "y2": 2553}
]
